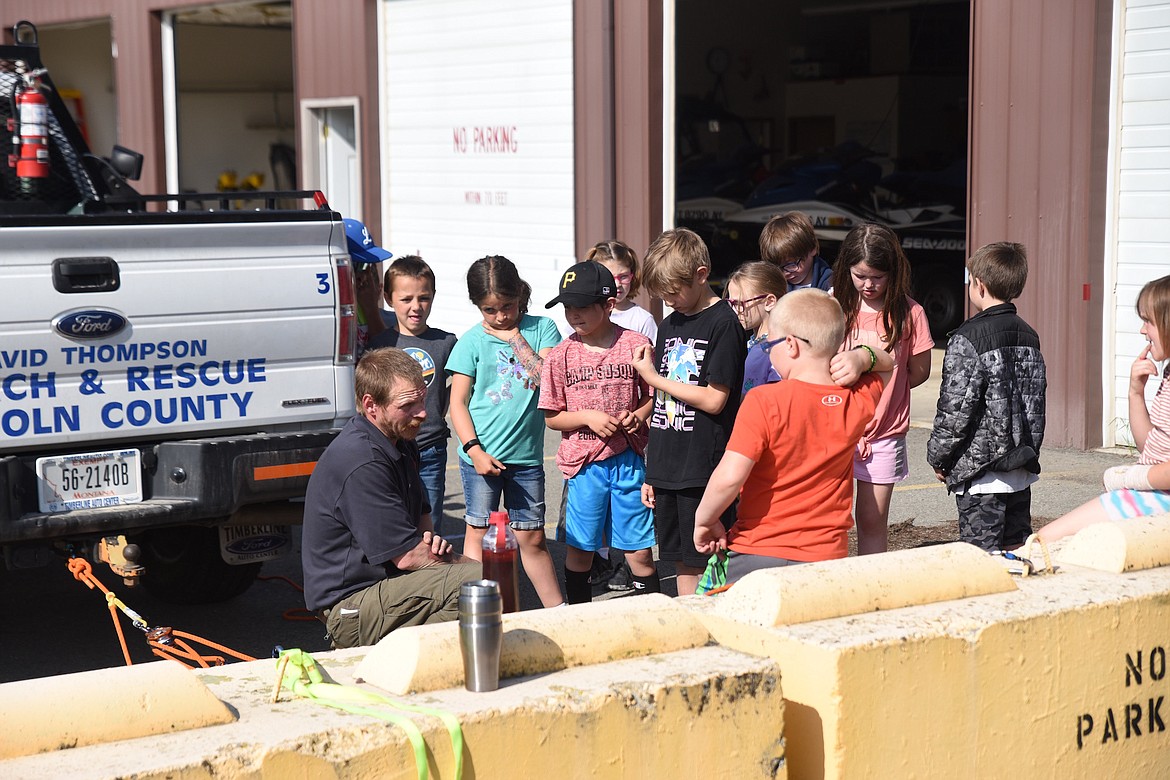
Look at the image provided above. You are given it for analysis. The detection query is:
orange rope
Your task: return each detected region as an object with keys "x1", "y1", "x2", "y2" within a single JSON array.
[
  {"x1": 147, "y1": 629, "x2": 260, "y2": 668},
  {"x1": 258, "y1": 574, "x2": 304, "y2": 591},
  {"x1": 258, "y1": 574, "x2": 319, "y2": 621},
  {"x1": 68, "y1": 557, "x2": 134, "y2": 666},
  {"x1": 67, "y1": 557, "x2": 257, "y2": 669}
]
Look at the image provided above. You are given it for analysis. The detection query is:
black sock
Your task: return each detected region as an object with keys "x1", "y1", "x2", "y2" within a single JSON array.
[
  {"x1": 565, "y1": 567, "x2": 592, "y2": 604},
  {"x1": 631, "y1": 571, "x2": 660, "y2": 594}
]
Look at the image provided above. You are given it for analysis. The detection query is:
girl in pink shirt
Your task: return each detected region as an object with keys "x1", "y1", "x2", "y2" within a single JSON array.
[{"x1": 833, "y1": 224, "x2": 934, "y2": 554}]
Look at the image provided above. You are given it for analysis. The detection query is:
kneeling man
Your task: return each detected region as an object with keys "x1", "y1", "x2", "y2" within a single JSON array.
[{"x1": 303, "y1": 347, "x2": 481, "y2": 647}]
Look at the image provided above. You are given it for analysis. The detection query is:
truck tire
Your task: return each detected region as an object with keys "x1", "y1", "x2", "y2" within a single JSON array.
[
  {"x1": 136, "y1": 525, "x2": 261, "y2": 605},
  {"x1": 912, "y1": 262, "x2": 965, "y2": 340}
]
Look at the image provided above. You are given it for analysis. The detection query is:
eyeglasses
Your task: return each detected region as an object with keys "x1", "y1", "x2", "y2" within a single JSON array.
[
  {"x1": 781, "y1": 259, "x2": 806, "y2": 272},
  {"x1": 760, "y1": 334, "x2": 811, "y2": 353},
  {"x1": 725, "y1": 294, "x2": 768, "y2": 312},
  {"x1": 612, "y1": 272, "x2": 633, "y2": 283}
]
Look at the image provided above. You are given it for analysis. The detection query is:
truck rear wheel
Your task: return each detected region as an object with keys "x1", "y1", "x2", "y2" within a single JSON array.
[
  {"x1": 137, "y1": 525, "x2": 261, "y2": 604},
  {"x1": 912, "y1": 262, "x2": 965, "y2": 340}
]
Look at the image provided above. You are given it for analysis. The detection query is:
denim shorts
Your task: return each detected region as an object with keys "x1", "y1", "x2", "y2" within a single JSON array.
[
  {"x1": 459, "y1": 459, "x2": 545, "y2": 531},
  {"x1": 417, "y1": 443, "x2": 448, "y2": 534}
]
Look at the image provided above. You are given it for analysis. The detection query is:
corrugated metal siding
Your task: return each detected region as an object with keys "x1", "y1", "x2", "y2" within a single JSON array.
[
  {"x1": 613, "y1": 0, "x2": 664, "y2": 318},
  {"x1": 613, "y1": 0, "x2": 663, "y2": 255},
  {"x1": 573, "y1": 0, "x2": 616, "y2": 259},
  {"x1": 1109, "y1": 0, "x2": 1170, "y2": 446},
  {"x1": 969, "y1": 0, "x2": 1111, "y2": 449},
  {"x1": 293, "y1": 0, "x2": 381, "y2": 237},
  {"x1": 572, "y1": 0, "x2": 663, "y2": 318}
]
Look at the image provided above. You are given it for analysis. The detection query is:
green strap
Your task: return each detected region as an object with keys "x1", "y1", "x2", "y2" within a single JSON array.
[{"x1": 276, "y1": 649, "x2": 463, "y2": 780}]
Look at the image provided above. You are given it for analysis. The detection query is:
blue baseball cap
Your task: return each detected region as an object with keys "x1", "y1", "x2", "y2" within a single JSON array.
[{"x1": 343, "y1": 218, "x2": 393, "y2": 265}]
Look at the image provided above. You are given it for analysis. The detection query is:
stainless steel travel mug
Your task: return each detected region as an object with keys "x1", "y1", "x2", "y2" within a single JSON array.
[{"x1": 458, "y1": 579, "x2": 503, "y2": 692}]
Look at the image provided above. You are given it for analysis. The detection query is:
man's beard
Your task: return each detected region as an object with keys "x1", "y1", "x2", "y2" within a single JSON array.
[{"x1": 380, "y1": 418, "x2": 422, "y2": 441}]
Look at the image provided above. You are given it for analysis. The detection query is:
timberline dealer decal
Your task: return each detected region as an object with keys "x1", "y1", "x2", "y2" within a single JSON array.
[{"x1": 1076, "y1": 646, "x2": 1166, "y2": 750}]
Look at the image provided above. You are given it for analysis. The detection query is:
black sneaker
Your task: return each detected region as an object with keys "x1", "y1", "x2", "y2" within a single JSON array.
[
  {"x1": 607, "y1": 560, "x2": 634, "y2": 592},
  {"x1": 588, "y1": 552, "x2": 615, "y2": 594}
]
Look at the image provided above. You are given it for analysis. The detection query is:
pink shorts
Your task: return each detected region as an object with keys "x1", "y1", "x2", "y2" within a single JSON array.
[{"x1": 853, "y1": 436, "x2": 909, "y2": 485}]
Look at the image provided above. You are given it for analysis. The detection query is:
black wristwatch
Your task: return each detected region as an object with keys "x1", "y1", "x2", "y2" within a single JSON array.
[{"x1": 462, "y1": 438, "x2": 482, "y2": 453}]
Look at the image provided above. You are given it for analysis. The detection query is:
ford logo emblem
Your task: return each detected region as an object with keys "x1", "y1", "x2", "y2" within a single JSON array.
[
  {"x1": 54, "y1": 309, "x2": 128, "y2": 340},
  {"x1": 225, "y1": 534, "x2": 290, "y2": 556}
]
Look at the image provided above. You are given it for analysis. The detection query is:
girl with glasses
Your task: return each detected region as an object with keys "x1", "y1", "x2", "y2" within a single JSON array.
[
  {"x1": 585, "y1": 240, "x2": 658, "y2": 344},
  {"x1": 725, "y1": 261, "x2": 787, "y2": 398}
]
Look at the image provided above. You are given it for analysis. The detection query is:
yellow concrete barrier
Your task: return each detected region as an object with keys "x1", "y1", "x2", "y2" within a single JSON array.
[
  {"x1": 5, "y1": 538, "x2": 1169, "y2": 778},
  {"x1": 713, "y1": 542, "x2": 1015, "y2": 627},
  {"x1": 0, "y1": 662, "x2": 234, "y2": 759},
  {"x1": 1057, "y1": 514, "x2": 1170, "y2": 572},
  {"x1": 694, "y1": 551, "x2": 1170, "y2": 779},
  {"x1": 355, "y1": 592, "x2": 711, "y2": 694},
  {"x1": 0, "y1": 646, "x2": 786, "y2": 779}
]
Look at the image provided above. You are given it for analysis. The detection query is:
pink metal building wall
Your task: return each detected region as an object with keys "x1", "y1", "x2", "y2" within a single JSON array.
[{"x1": 968, "y1": 0, "x2": 1114, "y2": 448}]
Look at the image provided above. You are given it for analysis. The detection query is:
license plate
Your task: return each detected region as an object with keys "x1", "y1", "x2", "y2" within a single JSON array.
[
  {"x1": 36, "y1": 448, "x2": 143, "y2": 513},
  {"x1": 218, "y1": 524, "x2": 291, "y2": 564}
]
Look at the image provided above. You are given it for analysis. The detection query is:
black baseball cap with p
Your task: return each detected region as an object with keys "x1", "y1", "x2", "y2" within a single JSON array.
[{"x1": 545, "y1": 261, "x2": 617, "y2": 308}]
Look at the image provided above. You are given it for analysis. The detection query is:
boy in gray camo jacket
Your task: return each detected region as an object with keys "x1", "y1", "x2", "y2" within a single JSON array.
[{"x1": 926, "y1": 242, "x2": 1047, "y2": 552}]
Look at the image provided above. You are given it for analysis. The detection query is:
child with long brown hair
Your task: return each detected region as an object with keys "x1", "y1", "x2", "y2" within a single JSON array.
[
  {"x1": 447, "y1": 256, "x2": 565, "y2": 607},
  {"x1": 832, "y1": 224, "x2": 934, "y2": 554}
]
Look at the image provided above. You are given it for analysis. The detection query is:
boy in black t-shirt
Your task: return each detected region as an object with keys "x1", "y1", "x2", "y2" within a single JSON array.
[
  {"x1": 632, "y1": 228, "x2": 747, "y2": 595},
  {"x1": 369, "y1": 255, "x2": 458, "y2": 534}
]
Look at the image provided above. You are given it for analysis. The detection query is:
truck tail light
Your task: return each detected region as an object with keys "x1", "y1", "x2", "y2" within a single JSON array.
[{"x1": 335, "y1": 255, "x2": 356, "y2": 364}]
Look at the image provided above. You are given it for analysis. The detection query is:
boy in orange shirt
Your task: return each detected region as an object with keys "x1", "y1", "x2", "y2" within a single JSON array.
[{"x1": 693, "y1": 289, "x2": 885, "y2": 583}]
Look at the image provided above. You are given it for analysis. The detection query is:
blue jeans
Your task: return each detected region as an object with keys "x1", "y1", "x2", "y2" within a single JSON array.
[
  {"x1": 418, "y1": 443, "x2": 448, "y2": 535},
  {"x1": 458, "y1": 459, "x2": 545, "y2": 531}
]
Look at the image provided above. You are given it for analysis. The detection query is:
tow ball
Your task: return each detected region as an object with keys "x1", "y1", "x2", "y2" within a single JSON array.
[{"x1": 96, "y1": 535, "x2": 144, "y2": 586}]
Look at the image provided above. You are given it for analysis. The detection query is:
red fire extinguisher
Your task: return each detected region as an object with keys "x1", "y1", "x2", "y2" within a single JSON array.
[{"x1": 12, "y1": 71, "x2": 50, "y2": 179}]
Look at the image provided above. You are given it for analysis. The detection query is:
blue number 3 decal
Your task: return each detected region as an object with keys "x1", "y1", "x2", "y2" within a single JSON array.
[{"x1": 316, "y1": 272, "x2": 331, "y2": 294}]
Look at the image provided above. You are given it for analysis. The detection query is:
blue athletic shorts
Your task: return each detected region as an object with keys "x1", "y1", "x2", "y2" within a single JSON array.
[{"x1": 564, "y1": 448, "x2": 655, "y2": 552}]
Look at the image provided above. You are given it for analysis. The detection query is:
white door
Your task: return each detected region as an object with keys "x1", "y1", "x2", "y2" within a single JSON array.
[
  {"x1": 302, "y1": 99, "x2": 362, "y2": 220},
  {"x1": 379, "y1": 0, "x2": 575, "y2": 336},
  {"x1": 1105, "y1": 1, "x2": 1170, "y2": 446}
]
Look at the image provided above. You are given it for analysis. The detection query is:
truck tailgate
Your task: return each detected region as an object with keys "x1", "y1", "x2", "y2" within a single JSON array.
[{"x1": 0, "y1": 216, "x2": 353, "y2": 454}]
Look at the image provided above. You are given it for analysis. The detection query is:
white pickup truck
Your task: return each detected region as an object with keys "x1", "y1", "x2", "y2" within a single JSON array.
[{"x1": 0, "y1": 23, "x2": 357, "y2": 603}]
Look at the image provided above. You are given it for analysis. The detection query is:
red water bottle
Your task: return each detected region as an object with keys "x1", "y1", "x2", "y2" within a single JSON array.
[{"x1": 482, "y1": 511, "x2": 520, "y2": 614}]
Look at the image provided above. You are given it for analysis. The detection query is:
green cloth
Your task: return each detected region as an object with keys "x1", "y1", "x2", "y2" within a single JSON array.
[{"x1": 696, "y1": 550, "x2": 729, "y2": 595}]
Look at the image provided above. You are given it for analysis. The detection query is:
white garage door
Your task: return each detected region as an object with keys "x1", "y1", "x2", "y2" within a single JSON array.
[
  {"x1": 1107, "y1": 0, "x2": 1170, "y2": 446},
  {"x1": 380, "y1": 0, "x2": 575, "y2": 337}
]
